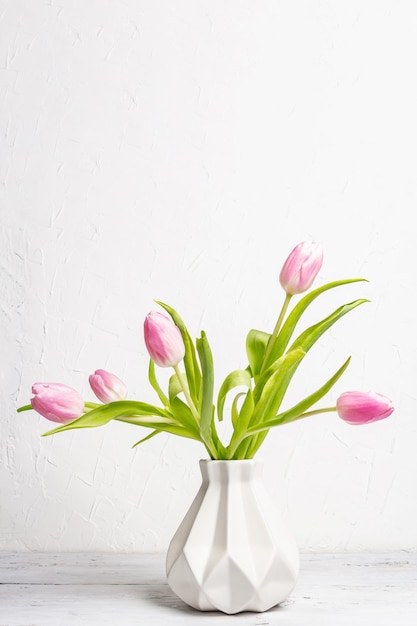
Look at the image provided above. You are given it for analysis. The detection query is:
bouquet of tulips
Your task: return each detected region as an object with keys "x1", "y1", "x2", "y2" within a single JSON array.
[{"x1": 18, "y1": 241, "x2": 394, "y2": 460}]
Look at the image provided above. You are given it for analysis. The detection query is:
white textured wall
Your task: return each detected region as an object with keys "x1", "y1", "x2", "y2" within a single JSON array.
[{"x1": 1, "y1": 0, "x2": 416, "y2": 552}]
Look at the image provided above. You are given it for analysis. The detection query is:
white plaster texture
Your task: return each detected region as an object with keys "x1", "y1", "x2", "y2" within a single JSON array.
[{"x1": 1, "y1": 0, "x2": 416, "y2": 552}]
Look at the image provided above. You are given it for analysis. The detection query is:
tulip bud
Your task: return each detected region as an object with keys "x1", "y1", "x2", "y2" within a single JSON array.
[
  {"x1": 279, "y1": 241, "x2": 323, "y2": 295},
  {"x1": 31, "y1": 383, "x2": 84, "y2": 424},
  {"x1": 144, "y1": 311, "x2": 185, "y2": 368},
  {"x1": 336, "y1": 391, "x2": 394, "y2": 425},
  {"x1": 89, "y1": 369, "x2": 127, "y2": 403}
]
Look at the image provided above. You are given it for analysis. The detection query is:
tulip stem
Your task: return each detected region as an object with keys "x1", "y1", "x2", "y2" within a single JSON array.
[
  {"x1": 261, "y1": 293, "x2": 292, "y2": 372},
  {"x1": 173, "y1": 365, "x2": 200, "y2": 425},
  {"x1": 298, "y1": 407, "x2": 336, "y2": 418},
  {"x1": 84, "y1": 402, "x2": 100, "y2": 409},
  {"x1": 226, "y1": 406, "x2": 338, "y2": 458},
  {"x1": 17, "y1": 404, "x2": 33, "y2": 412}
]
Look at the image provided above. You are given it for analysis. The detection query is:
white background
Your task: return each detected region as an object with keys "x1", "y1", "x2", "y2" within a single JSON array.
[{"x1": 1, "y1": 0, "x2": 416, "y2": 553}]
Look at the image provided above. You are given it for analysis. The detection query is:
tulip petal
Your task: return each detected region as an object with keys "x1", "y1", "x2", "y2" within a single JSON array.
[
  {"x1": 89, "y1": 369, "x2": 127, "y2": 403},
  {"x1": 31, "y1": 383, "x2": 84, "y2": 423},
  {"x1": 279, "y1": 241, "x2": 324, "y2": 295},
  {"x1": 337, "y1": 391, "x2": 394, "y2": 425}
]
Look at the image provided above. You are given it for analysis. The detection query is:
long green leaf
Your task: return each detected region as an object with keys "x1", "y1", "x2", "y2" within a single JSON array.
[
  {"x1": 169, "y1": 396, "x2": 201, "y2": 436},
  {"x1": 132, "y1": 430, "x2": 161, "y2": 448},
  {"x1": 116, "y1": 417, "x2": 201, "y2": 441},
  {"x1": 217, "y1": 369, "x2": 252, "y2": 422},
  {"x1": 289, "y1": 299, "x2": 369, "y2": 355},
  {"x1": 245, "y1": 299, "x2": 366, "y2": 459},
  {"x1": 250, "y1": 299, "x2": 366, "y2": 429},
  {"x1": 247, "y1": 357, "x2": 351, "y2": 433},
  {"x1": 251, "y1": 348, "x2": 306, "y2": 426},
  {"x1": 196, "y1": 331, "x2": 215, "y2": 455},
  {"x1": 41, "y1": 401, "x2": 172, "y2": 436},
  {"x1": 264, "y1": 278, "x2": 367, "y2": 369}
]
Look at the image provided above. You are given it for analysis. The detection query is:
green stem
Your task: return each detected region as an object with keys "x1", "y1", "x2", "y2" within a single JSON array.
[
  {"x1": 248, "y1": 405, "x2": 338, "y2": 432},
  {"x1": 17, "y1": 404, "x2": 33, "y2": 412},
  {"x1": 261, "y1": 293, "x2": 292, "y2": 372},
  {"x1": 173, "y1": 364, "x2": 220, "y2": 460},
  {"x1": 226, "y1": 432, "x2": 251, "y2": 460},
  {"x1": 296, "y1": 406, "x2": 336, "y2": 419},
  {"x1": 85, "y1": 402, "x2": 100, "y2": 409},
  {"x1": 229, "y1": 406, "x2": 338, "y2": 459},
  {"x1": 173, "y1": 365, "x2": 200, "y2": 425}
]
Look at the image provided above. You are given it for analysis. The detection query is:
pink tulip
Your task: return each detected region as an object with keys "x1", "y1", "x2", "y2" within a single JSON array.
[
  {"x1": 89, "y1": 369, "x2": 127, "y2": 403},
  {"x1": 144, "y1": 311, "x2": 185, "y2": 368},
  {"x1": 279, "y1": 241, "x2": 324, "y2": 295},
  {"x1": 336, "y1": 391, "x2": 394, "y2": 425},
  {"x1": 31, "y1": 382, "x2": 84, "y2": 424}
]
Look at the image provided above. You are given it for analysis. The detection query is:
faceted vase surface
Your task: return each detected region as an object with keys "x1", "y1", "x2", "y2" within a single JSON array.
[{"x1": 166, "y1": 459, "x2": 299, "y2": 614}]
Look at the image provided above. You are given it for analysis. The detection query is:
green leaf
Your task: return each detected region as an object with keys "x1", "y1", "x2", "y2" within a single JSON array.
[
  {"x1": 17, "y1": 404, "x2": 33, "y2": 413},
  {"x1": 155, "y1": 301, "x2": 202, "y2": 405},
  {"x1": 247, "y1": 356, "x2": 351, "y2": 432},
  {"x1": 168, "y1": 373, "x2": 182, "y2": 403},
  {"x1": 246, "y1": 329, "x2": 270, "y2": 379},
  {"x1": 132, "y1": 430, "x2": 161, "y2": 448},
  {"x1": 235, "y1": 389, "x2": 255, "y2": 434},
  {"x1": 235, "y1": 350, "x2": 304, "y2": 459},
  {"x1": 217, "y1": 369, "x2": 252, "y2": 422},
  {"x1": 289, "y1": 299, "x2": 369, "y2": 355},
  {"x1": 119, "y1": 418, "x2": 201, "y2": 441},
  {"x1": 225, "y1": 389, "x2": 255, "y2": 459},
  {"x1": 169, "y1": 396, "x2": 201, "y2": 436},
  {"x1": 41, "y1": 401, "x2": 172, "y2": 436},
  {"x1": 244, "y1": 298, "x2": 366, "y2": 459},
  {"x1": 231, "y1": 392, "x2": 247, "y2": 428},
  {"x1": 250, "y1": 347, "x2": 306, "y2": 426},
  {"x1": 264, "y1": 278, "x2": 367, "y2": 369},
  {"x1": 196, "y1": 331, "x2": 215, "y2": 455},
  {"x1": 245, "y1": 297, "x2": 367, "y2": 457},
  {"x1": 148, "y1": 360, "x2": 169, "y2": 407}
]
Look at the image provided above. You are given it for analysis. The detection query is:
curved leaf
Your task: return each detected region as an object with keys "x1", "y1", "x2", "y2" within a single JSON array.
[
  {"x1": 217, "y1": 369, "x2": 252, "y2": 422},
  {"x1": 247, "y1": 356, "x2": 351, "y2": 433},
  {"x1": 132, "y1": 430, "x2": 160, "y2": 448},
  {"x1": 289, "y1": 299, "x2": 369, "y2": 355},
  {"x1": 148, "y1": 360, "x2": 169, "y2": 407},
  {"x1": 251, "y1": 348, "x2": 306, "y2": 427},
  {"x1": 170, "y1": 396, "x2": 201, "y2": 436},
  {"x1": 225, "y1": 389, "x2": 255, "y2": 458},
  {"x1": 231, "y1": 392, "x2": 247, "y2": 428},
  {"x1": 264, "y1": 278, "x2": 367, "y2": 369},
  {"x1": 246, "y1": 329, "x2": 270, "y2": 379},
  {"x1": 117, "y1": 417, "x2": 201, "y2": 441},
  {"x1": 41, "y1": 401, "x2": 172, "y2": 436},
  {"x1": 168, "y1": 373, "x2": 182, "y2": 403}
]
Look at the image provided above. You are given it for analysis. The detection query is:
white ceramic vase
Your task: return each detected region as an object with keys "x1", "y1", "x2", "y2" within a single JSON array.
[{"x1": 166, "y1": 459, "x2": 299, "y2": 614}]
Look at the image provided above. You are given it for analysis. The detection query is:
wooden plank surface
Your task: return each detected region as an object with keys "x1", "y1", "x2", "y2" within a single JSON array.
[{"x1": 0, "y1": 552, "x2": 416, "y2": 626}]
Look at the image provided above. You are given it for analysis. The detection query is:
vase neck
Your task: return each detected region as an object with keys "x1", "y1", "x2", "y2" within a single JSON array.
[{"x1": 199, "y1": 459, "x2": 263, "y2": 484}]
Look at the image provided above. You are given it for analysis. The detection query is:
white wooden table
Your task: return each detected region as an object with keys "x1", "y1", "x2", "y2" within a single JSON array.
[{"x1": 1, "y1": 552, "x2": 416, "y2": 625}]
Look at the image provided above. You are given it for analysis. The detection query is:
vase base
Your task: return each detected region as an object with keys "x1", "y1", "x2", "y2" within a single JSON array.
[{"x1": 167, "y1": 550, "x2": 299, "y2": 614}]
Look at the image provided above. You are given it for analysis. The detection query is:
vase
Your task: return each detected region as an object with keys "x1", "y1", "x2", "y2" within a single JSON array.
[{"x1": 166, "y1": 459, "x2": 299, "y2": 614}]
